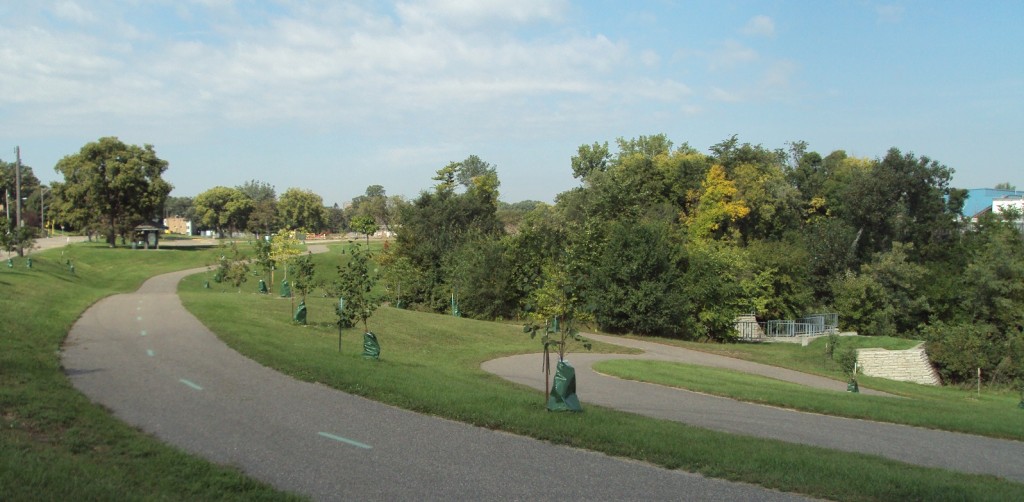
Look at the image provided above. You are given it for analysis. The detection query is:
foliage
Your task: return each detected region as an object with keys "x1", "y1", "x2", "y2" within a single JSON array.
[
  {"x1": 346, "y1": 185, "x2": 405, "y2": 234},
  {"x1": 395, "y1": 161, "x2": 503, "y2": 311},
  {"x1": 193, "y1": 186, "x2": 253, "y2": 237},
  {"x1": 215, "y1": 241, "x2": 250, "y2": 291},
  {"x1": 677, "y1": 243, "x2": 746, "y2": 342},
  {"x1": 268, "y1": 229, "x2": 302, "y2": 286},
  {"x1": 52, "y1": 137, "x2": 172, "y2": 246},
  {"x1": 251, "y1": 237, "x2": 274, "y2": 277},
  {"x1": 238, "y1": 181, "x2": 278, "y2": 235},
  {"x1": 164, "y1": 195, "x2": 194, "y2": 220},
  {"x1": 277, "y1": 187, "x2": 326, "y2": 232},
  {"x1": 832, "y1": 270, "x2": 896, "y2": 337},
  {"x1": 684, "y1": 164, "x2": 749, "y2": 241},
  {"x1": 587, "y1": 219, "x2": 683, "y2": 335},
  {"x1": 376, "y1": 251, "x2": 419, "y2": 308},
  {"x1": 443, "y1": 233, "x2": 518, "y2": 319},
  {"x1": 523, "y1": 258, "x2": 593, "y2": 360},
  {"x1": 835, "y1": 346, "x2": 859, "y2": 379},
  {"x1": 288, "y1": 252, "x2": 318, "y2": 303},
  {"x1": 334, "y1": 242, "x2": 382, "y2": 333},
  {"x1": 350, "y1": 214, "x2": 377, "y2": 245},
  {"x1": 1, "y1": 216, "x2": 37, "y2": 256},
  {"x1": 270, "y1": 230, "x2": 302, "y2": 264}
]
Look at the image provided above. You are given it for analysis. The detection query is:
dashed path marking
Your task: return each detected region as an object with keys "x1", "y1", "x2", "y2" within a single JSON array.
[
  {"x1": 318, "y1": 432, "x2": 372, "y2": 449},
  {"x1": 179, "y1": 379, "x2": 203, "y2": 391}
]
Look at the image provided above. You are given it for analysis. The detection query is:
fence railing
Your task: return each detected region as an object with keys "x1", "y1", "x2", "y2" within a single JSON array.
[{"x1": 734, "y1": 313, "x2": 838, "y2": 340}]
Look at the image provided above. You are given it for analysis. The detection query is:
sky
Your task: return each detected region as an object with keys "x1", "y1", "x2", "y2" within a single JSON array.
[{"x1": 2, "y1": 1, "x2": 1021, "y2": 206}]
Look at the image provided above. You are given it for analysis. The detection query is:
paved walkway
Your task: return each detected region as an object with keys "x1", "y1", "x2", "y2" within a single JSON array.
[
  {"x1": 482, "y1": 334, "x2": 1024, "y2": 483},
  {"x1": 62, "y1": 267, "x2": 808, "y2": 501}
]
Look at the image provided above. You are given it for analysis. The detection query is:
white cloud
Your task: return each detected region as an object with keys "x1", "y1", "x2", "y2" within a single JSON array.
[
  {"x1": 761, "y1": 60, "x2": 798, "y2": 91},
  {"x1": 709, "y1": 40, "x2": 758, "y2": 71},
  {"x1": 52, "y1": 1, "x2": 96, "y2": 24},
  {"x1": 741, "y1": 15, "x2": 775, "y2": 37},
  {"x1": 640, "y1": 49, "x2": 660, "y2": 67},
  {"x1": 709, "y1": 87, "x2": 742, "y2": 103},
  {"x1": 0, "y1": 2, "x2": 694, "y2": 147},
  {"x1": 875, "y1": 4, "x2": 905, "y2": 23},
  {"x1": 395, "y1": 0, "x2": 567, "y2": 28}
]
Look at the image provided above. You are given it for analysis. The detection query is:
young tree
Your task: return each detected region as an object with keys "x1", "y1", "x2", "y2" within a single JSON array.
[
  {"x1": 251, "y1": 237, "x2": 275, "y2": 280},
  {"x1": 1, "y1": 217, "x2": 37, "y2": 257},
  {"x1": 269, "y1": 229, "x2": 302, "y2": 287},
  {"x1": 350, "y1": 215, "x2": 377, "y2": 246},
  {"x1": 289, "y1": 252, "x2": 318, "y2": 304},
  {"x1": 53, "y1": 137, "x2": 172, "y2": 247},
  {"x1": 215, "y1": 241, "x2": 250, "y2": 293},
  {"x1": 335, "y1": 242, "x2": 382, "y2": 334}
]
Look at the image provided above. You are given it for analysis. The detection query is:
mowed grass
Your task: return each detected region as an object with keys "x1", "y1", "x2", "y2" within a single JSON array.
[
  {"x1": 593, "y1": 359, "x2": 1024, "y2": 440},
  {"x1": 178, "y1": 244, "x2": 1024, "y2": 501},
  {"x1": 0, "y1": 242, "x2": 298, "y2": 501},
  {"x1": 641, "y1": 334, "x2": 920, "y2": 377}
]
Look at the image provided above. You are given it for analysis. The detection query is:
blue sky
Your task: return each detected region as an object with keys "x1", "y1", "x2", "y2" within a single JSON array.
[{"x1": 2, "y1": 1, "x2": 1021, "y2": 206}]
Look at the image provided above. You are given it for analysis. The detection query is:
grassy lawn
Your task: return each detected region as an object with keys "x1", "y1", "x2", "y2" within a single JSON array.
[
  {"x1": 593, "y1": 359, "x2": 1024, "y2": 440},
  {"x1": 636, "y1": 334, "x2": 920, "y2": 378},
  {"x1": 176, "y1": 243, "x2": 1024, "y2": 502},
  {"x1": 0, "y1": 242, "x2": 297, "y2": 501}
]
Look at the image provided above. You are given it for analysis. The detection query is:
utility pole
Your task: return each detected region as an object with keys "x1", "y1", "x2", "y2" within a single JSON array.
[
  {"x1": 40, "y1": 186, "x2": 46, "y2": 235},
  {"x1": 15, "y1": 146, "x2": 23, "y2": 256},
  {"x1": 15, "y1": 146, "x2": 22, "y2": 229}
]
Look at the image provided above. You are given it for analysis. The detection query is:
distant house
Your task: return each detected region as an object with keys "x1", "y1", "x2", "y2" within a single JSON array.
[
  {"x1": 992, "y1": 195, "x2": 1024, "y2": 215},
  {"x1": 963, "y1": 188, "x2": 1024, "y2": 220},
  {"x1": 164, "y1": 216, "x2": 193, "y2": 235},
  {"x1": 992, "y1": 195, "x2": 1024, "y2": 232}
]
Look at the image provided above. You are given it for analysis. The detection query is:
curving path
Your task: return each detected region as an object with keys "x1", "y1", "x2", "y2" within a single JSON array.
[
  {"x1": 483, "y1": 334, "x2": 1024, "y2": 483},
  {"x1": 62, "y1": 266, "x2": 807, "y2": 501}
]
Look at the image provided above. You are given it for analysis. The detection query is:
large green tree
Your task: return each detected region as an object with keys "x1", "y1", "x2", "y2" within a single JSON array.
[
  {"x1": 395, "y1": 162, "x2": 503, "y2": 310},
  {"x1": 277, "y1": 188, "x2": 326, "y2": 232},
  {"x1": 238, "y1": 179, "x2": 277, "y2": 235},
  {"x1": 193, "y1": 186, "x2": 253, "y2": 238},
  {"x1": 53, "y1": 137, "x2": 172, "y2": 247}
]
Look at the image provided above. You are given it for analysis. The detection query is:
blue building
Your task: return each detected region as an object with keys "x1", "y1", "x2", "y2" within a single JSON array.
[{"x1": 962, "y1": 188, "x2": 1024, "y2": 218}]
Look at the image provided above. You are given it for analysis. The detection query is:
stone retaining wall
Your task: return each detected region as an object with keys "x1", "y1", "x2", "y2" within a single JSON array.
[{"x1": 856, "y1": 345, "x2": 941, "y2": 386}]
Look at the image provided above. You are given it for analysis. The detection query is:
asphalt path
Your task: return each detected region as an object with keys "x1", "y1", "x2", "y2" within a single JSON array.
[
  {"x1": 62, "y1": 266, "x2": 809, "y2": 501},
  {"x1": 482, "y1": 334, "x2": 1024, "y2": 483}
]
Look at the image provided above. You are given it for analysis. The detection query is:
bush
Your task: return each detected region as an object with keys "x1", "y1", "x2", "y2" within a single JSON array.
[
  {"x1": 922, "y1": 321, "x2": 1024, "y2": 384},
  {"x1": 836, "y1": 346, "x2": 858, "y2": 378}
]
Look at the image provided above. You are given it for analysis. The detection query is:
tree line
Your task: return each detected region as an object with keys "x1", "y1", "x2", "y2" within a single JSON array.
[
  {"x1": 6, "y1": 135, "x2": 1021, "y2": 386},
  {"x1": 385, "y1": 134, "x2": 1022, "y2": 386}
]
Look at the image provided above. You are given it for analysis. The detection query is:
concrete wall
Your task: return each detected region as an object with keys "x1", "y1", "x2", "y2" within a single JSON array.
[{"x1": 857, "y1": 345, "x2": 941, "y2": 386}]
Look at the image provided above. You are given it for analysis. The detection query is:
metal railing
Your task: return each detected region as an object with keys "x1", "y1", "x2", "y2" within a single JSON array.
[{"x1": 734, "y1": 313, "x2": 838, "y2": 340}]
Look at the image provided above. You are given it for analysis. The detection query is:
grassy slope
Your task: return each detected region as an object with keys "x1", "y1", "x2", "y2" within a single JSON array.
[
  {"x1": 0, "y1": 243, "x2": 298, "y2": 501},
  {"x1": 177, "y1": 245, "x2": 1024, "y2": 502},
  {"x1": 593, "y1": 359, "x2": 1023, "y2": 439}
]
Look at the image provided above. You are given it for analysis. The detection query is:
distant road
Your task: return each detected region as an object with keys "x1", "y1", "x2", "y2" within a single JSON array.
[{"x1": 22, "y1": 235, "x2": 88, "y2": 254}]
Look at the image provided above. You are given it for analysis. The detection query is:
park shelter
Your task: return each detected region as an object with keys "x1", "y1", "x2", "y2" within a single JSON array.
[{"x1": 132, "y1": 224, "x2": 164, "y2": 249}]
